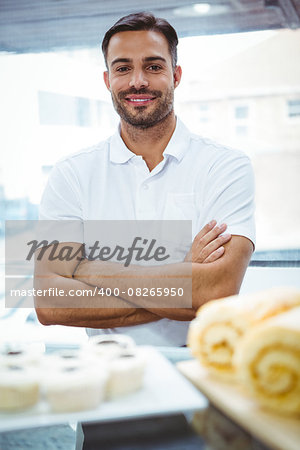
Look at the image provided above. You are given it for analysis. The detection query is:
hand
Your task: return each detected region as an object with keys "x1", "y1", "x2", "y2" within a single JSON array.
[{"x1": 184, "y1": 220, "x2": 231, "y2": 263}]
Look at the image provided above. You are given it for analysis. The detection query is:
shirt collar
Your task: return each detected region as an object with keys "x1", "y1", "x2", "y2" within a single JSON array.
[
  {"x1": 162, "y1": 117, "x2": 191, "y2": 162},
  {"x1": 109, "y1": 117, "x2": 191, "y2": 164},
  {"x1": 109, "y1": 124, "x2": 136, "y2": 164}
]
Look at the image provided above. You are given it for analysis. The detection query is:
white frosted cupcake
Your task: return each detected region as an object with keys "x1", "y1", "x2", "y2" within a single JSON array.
[
  {"x1": 106, "y1": 349, "x2": 146, "y2": 398},
  {"x1": 0, "y1": 363, "x2": 40, "y2": 410},
  {"x1": 41, "y1": 348, "x2": 90, "y2": 370},
  {"x1": 82, "y1": 334, "x2": 135, "y2": 360},
  {"x1": 0, "y1": 341, "x2": 45, "y2": 367},
  {"x1": 43, "y1": 358, "x2": 109, "y2": 412}
]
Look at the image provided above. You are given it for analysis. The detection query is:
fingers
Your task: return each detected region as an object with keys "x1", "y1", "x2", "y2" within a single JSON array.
[
  {"x1": 203, "y1": 246, "x2": 225, "y2": 263},
  {"x1": 185, "y1": 220, "x2": 231, "y2": 263},
  {"x1": 199, "y1": 222, "x2": 227, "y2": 248},
  {"x1": 196, "y1": 219, "x2": 217, "y2": 240},
  {"x1": 200, "y1": 232, "x2": 231, "y2": 262},
  {"x1": 193, "y1": 221, "x2": 227, "y2": 251}
]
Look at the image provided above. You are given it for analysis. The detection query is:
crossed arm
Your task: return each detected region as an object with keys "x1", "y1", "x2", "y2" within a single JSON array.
[{"x1": 34, "y1": 221, "x2": 253, "y2": 328}]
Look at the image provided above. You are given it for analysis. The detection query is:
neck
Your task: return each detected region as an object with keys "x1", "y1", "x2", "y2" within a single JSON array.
[{"x1": 120, "y1": 112, "x2": 176, "y2": 172}]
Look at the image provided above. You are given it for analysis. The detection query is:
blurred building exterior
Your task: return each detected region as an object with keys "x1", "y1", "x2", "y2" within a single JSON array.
[{"x1": 177, "y1": 30, "x2": 300, "y2": 249}]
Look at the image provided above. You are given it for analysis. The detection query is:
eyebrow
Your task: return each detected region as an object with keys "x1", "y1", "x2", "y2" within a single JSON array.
[{"x1": 110, "y1": 56, "x2": 167, "y2": 67}]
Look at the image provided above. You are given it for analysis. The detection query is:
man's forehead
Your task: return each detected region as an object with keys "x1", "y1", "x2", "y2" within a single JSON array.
[{"x1": 106, "y1": 30, "x2": 170, "y2": 63}]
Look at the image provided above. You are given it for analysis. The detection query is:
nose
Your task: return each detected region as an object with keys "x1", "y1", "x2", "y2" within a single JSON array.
[{"x1": 128, "y1": 69, "x2": 149, "y2": 89}]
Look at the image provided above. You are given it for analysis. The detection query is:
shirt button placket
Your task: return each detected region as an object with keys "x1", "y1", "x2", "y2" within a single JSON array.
[{"x1": 136, "y1": 176, "x2": 155, "y2": 220}]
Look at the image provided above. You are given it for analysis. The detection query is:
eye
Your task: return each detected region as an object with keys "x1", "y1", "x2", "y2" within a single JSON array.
[
  {"x1": 116, "y1": 66, "x2": 130, "y2": 73},
  {"x1": 148, "y1": 65, "x2": 162, "y2": 71}
]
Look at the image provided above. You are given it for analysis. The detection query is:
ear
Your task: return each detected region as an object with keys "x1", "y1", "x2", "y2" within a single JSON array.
[
  {"x1": 103, "y1": 71, "x2": 110, "y2": 91},
  {"x1": 173, "y1": 65, "x2": 182, "y2": 89}
]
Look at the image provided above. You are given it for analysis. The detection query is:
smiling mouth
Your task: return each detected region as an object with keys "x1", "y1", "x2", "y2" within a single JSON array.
[{"x1": 125, "y1": 97, "x2": 156, "y2": 105}]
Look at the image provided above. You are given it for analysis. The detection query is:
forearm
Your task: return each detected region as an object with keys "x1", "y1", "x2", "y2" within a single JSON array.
[
  {"x1": 74, "y1": 259, "x2": 233, "y2": 320},
  {"x1": 34, "y1": 272, "x2": 160, "y2": 328}
]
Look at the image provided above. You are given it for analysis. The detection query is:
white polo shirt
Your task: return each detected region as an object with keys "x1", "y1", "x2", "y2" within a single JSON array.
[{"x1": 39, "y1": 118, "x2": 255, "y2": 346}]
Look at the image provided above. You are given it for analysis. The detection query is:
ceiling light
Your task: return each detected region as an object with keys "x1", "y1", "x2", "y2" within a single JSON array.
[
  {"x1": 173, "y1": 3, "x2": 229, "y2": 17},
  {"x1": 193, "y1": 3, "x2": 211, "y2": 15},
  {"x1": 173, "y1": 3, "x2": 211, "y2": 17}
]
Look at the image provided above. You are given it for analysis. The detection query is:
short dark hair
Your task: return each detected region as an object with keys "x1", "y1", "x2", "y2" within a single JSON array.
[{"x1": 102, "y1": 12, "x2": 178, "y2": 69}]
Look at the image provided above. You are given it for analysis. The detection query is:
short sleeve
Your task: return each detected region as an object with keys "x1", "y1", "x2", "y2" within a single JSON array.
[
  {"x1": 39, "y1": 162, "x2": 84, "y2": 243},
  {"x1": 201, "y1": 153, "x2": 256, "y2": 248}
]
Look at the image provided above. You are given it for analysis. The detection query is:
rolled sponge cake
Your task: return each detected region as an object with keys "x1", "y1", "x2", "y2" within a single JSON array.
[
  {"x1": 188, "y1": 287, "x2": 300, "y2": 379},
  {"x1": 235, "y1": 306, "x2": 300, "y2": 416}
]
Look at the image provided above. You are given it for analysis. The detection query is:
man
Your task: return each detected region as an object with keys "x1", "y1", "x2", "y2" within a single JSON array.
[{"x1": 35, "y1": 12, "x2": 255, "y2": 346}]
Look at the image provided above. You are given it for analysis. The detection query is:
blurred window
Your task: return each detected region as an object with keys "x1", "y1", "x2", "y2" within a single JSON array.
[
  {"x1": 235, "y1": 105, "x2": 249, "y2": 119},
  {"x1": 235, "y1": 125, "x2": 248, "y2": 136},
  {"x1": 198, "y1": 103, "x2": 210, "y2": 122},
  {"x1": 287, "y1": 99, "x2": 300, "y2": 118},
  {"x1": 38, "y1": 91, "x2": 110, "y2": 128},
  {"x1": 39, "y1": 91, "x2": 78, "y2": 126}
]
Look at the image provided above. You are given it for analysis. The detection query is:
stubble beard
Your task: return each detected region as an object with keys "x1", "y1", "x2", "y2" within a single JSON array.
[{"x1": 111, "y1": 87, "x2": 174, "y2": 130}]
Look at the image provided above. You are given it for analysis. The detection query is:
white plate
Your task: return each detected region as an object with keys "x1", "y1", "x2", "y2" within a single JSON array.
[{"x1": 0, "y1": 347, "x2": 207, "y2": 432}]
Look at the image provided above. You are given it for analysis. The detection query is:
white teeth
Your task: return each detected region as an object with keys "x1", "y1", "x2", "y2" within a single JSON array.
[{"x1": 128, "y1": 98, "x2": 151, "y2": 102}]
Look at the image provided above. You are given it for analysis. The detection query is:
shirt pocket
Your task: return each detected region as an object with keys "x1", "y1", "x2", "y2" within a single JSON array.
[
  {"x1": 162, "y1": 193, "x2": 196, "y2": 259},
  {"x1": 163, "y1": 193, "x2": 196, "y2": 221}
]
